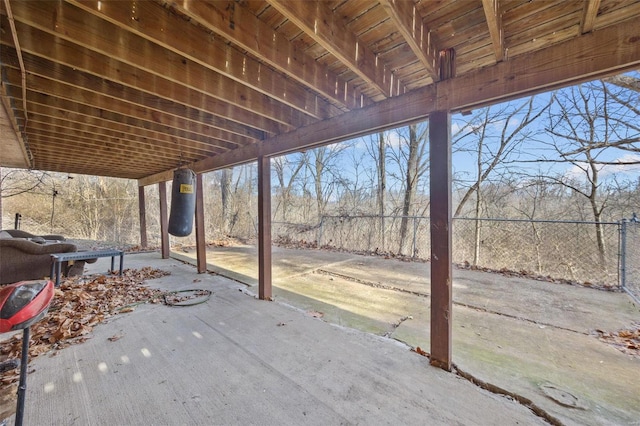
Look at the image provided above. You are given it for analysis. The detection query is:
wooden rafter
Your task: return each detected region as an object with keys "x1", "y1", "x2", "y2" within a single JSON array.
[
  {"x1": 6, "y1": 1, "x2": 312, "y2": 130},
  {"x1": 68, "y1": 0, "x2": 337, "y2": 120},
  {"x1": 1, "y1": 0, "x2": 639, "y2": 180},
  {"x1": 581, "y1": 0, "x2": 601, "y2": 34},
  {"x1": 481, "y1": 0, "x2": 504, "y2": 62},
  {"x1": 1, "y1": 55, "x2": 258, "y2": 146},
  {"x1": 378, "y1": 0, "x2": 439, "y2": 81},
  {"x1": 139, "y1": 16, "x2": 640, "y2": 185},
  {"x1": 0, "y1": 19, "x2": 290, "y2": 136},
  {"x1": 266, "y1": 0, "x2": 402, "y2": 99},
  {"x1": 167, "y1": 0, "x2": 364, "y2": 111}
]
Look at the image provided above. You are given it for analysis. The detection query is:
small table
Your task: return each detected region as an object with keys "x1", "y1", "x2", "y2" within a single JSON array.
[{"x1": 50, "y1": 249, "x2": 124, "y2": 287}]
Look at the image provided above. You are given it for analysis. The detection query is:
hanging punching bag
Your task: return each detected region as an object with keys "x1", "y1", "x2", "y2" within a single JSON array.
[{"x1": 168, "y1": 168, "x2": 197, "y2": 237}]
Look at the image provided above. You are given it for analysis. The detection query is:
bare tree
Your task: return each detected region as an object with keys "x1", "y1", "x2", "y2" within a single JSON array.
[
  {"x1": 453, "y1": 97, "x2": 551, "y2": 217},
  {"x1": 0, "y1": 168, "x2": 49, "y2": 228},
  {"x1": 0, "y1": 168, "x2": 49, "y2": 198},
  {"x1": 542, "y1": 80, "x2": 640, "y2": 266},
  {"x1": 362, "y1": 131, "x2": 388, "y2": 250},
  {"x1": 273, "y1": 154, "x2": 305, "y2": 222},
  {"x1": 386, "y1": 124, "x2": 429, "y2": 254},
  {"x1": 452, "y1": 97, "x2": 550, "y2": 264},
  {"x1": 220, "y1": 168, "x2": 233, "y2": 233},
  {"x1": 303, "y1": 143, "x2": 351, "y2": 220}
]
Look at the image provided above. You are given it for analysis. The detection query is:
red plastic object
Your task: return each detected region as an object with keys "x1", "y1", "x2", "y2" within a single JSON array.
[{"x1": 0, "y1": 280, "x2": 54, "y2": 333}]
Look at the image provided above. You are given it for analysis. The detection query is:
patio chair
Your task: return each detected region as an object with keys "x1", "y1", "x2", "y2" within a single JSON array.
[{"x1": 0, "y1": 236, "x2": 93, "y2": 285}]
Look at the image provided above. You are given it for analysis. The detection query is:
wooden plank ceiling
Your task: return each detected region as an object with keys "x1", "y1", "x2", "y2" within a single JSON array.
[{"x1": 1, "y1": 0, "x2": 639, "y2": 184}]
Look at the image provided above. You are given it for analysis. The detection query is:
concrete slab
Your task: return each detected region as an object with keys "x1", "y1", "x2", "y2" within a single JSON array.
[
  {"x1": 172, "y1": 245, "x2": 640, "y2": 426},
  {"x1": 4, "y1": 253, "x2": 545, "y2": 425}
]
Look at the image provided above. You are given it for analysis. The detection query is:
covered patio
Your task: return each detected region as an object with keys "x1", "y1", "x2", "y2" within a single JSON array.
[
  {"x1": 1, "y1": 0, "x2": 639, "y2": 423},
  {"x1": 12, "y1": 249, "x2": 637, "y2": 425}
]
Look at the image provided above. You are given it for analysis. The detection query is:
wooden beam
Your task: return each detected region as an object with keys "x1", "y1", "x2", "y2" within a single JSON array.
[
  {"x1": 429, "y1": 110, "x2": 452, "y2": 371},
  {"x1": 0, "y1": 16, "x2": 292, "y2": 136},
  {"x1": 139, "y1": 18, "x2": 640, "y2": 186},
  {"x1": 1, "y1": 58, "x2": 261, "y2": 146},
  {"x1": 67, "y1": 0, "x2": 335, "y2": 120},
  {"x1": 0, "y1": 51, "x2": 262, "y2": 145},
  {"x1": 481, "y1": 0, "x2": 504, "y2": 62},
  {"x1": 170, "y1": 0, "x2": 365, "y2": 111},
  {"x1": 138, "y1": 186, "x2": 148, "y2": 249},
  {"x1": 26, "y1": 135, "x2": 170, "y2": 171},
  {"x1": 581, "y1": 0, "x2": 601, "y2": 34},
  {"x1": 15, "y1": 89, "x2": 235, "y2": 159},
  {"x1": 257, "y1": 155, "x2": 272, "y2": 301},
  {"x1": 22, "y1": 117, "x2": 211, "y2": 163},
  {"x1": 429, "y1": 46, "x2": 454, "y2": 371},
  {"x1": 159, "y1": 181, "x2": 170, "y2": 259},
  {"x1": 195, "y1": 173, "x2": 206, "y2": 273},
  {"x1": 0, "y1": 80, "x2": 30, "y2": 168},
  {"x1": 19, "y1": 102, "x2": 227, "y2": 160},
  {"x1": 379, "y1": 0, "x2": 439, "y2": 80},
  {"x1": 266, "y1": 0, "x2": 401, "y2": 98},
  {"x1": 7, "y1": 1, "x2": 314, "y2": 128}
]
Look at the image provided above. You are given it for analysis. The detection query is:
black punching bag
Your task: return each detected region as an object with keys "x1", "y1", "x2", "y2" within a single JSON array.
[{"x1": 168, "y1": 169, "x2": 196, "y2": 237}]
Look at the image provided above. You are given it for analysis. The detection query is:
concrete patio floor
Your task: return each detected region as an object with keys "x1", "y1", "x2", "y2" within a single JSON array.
[
  {"x1": 3, "y1": 246, "x2": 638, "y2": 425},
  {"x1": 172, "y1": 244, "x2": 640, "y2": 426},
  {"x1": 4, "y1": 252, "x2": 549, "y2": 426}
]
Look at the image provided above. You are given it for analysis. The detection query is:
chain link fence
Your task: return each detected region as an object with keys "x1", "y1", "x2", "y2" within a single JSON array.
[
  {"x1": 7, "y1": 199, "x2": 636, "y2": 293},
  {"x1": 621, "y1": 215, "x2": 640, "y2": 303},
  {"x1": 274, "y1": 215, "x2": 631, "y2": 288}
]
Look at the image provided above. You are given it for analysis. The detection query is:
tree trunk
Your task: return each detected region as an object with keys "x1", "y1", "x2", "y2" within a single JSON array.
[
  {"x1": 221, "y1": 169, "x2": 232, "y2": 234},
  {"x1": 314, "y1": 150, "x2": 325, "y2": 218},
  {"x1": 377, "y1": 132, "x2": 386, "y2": 251},
  {"x1": 399, "y1": 125, "x2": 419, "y2": 254}
]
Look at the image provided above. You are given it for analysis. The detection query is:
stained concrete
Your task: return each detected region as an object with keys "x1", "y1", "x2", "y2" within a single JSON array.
[
  {"x1": 2, "y1": 253, "x2": 548, "y2": 425},
  {"x1": 173, "y1": 244, "x2": 640, "y2": 426}
]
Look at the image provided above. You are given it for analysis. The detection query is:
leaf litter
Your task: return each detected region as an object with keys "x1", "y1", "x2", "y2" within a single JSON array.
[
  {"x1": 0, "y1": 267, "x2": 170, "y2": 412},
  {"x1": 594, "y1": 322, "x2": 640, "y2": 357}
]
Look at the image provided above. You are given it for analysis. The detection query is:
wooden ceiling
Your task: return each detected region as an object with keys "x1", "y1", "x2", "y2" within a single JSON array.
[{"x1": 1, "y1": 0, "x2": 639, "y2": 185}]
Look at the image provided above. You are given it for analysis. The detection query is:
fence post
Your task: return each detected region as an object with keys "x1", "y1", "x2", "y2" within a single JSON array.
[
  {"x1": 412, "y1": 216, "x2": 418, "y2": 258},
  {"x1": 620, "y1": 219, "x2": 627, "y2": 290},
  {"x1": 317, "y1": 216, "x2": 324, "y2": 248}
]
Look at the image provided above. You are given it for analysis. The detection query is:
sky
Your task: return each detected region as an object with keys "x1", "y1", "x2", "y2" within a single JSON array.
[{"x1": 326, "y1": 73, "x2": 640, "y2": 192}]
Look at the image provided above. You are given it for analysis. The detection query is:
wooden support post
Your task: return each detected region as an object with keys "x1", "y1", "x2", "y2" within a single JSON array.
[
  {"x1": 429, "y1": 110, "x2": 453, "y2": 371},
  {"x1": 257, "y1": 155, "x2": 272, "y2": 300},
  {"x1": 195, "y1": 173, "x2": 207, "y2": 273},
  {"x1": 158, "y1": 181, "x2": 170, "y2": 259},
  {"x1": 138, "y1": 185, "x2": 148, "y2": 248}
]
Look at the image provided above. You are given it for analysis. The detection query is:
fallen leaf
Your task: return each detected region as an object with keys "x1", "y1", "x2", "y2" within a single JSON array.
[
  {"x1": 0, "y1": 267, "x2": 170, "y2": 392},
  {"x1": 413, "y1": 346, "x2": 428, "y2": 357}
]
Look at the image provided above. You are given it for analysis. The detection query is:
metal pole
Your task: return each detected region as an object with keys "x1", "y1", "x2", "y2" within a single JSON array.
[
  {"x1": 620, "y1": 219, "x2": 627, "y2": 290},
  {"x1": 412, "y1": 216, "x2": 418, "y2": 258},
  {"x1": 15, "y1": 327, "x2": 30, "y2": 426}
]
